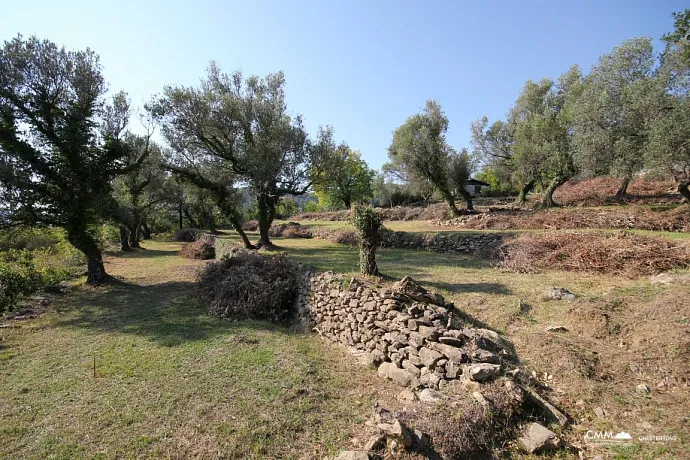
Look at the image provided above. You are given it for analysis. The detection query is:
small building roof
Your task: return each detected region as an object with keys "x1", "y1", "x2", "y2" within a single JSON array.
[{"x1": 466, "y1": 178, "x2": 490, "y2": 186}]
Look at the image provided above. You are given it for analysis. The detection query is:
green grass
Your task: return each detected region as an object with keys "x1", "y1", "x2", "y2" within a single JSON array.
[
  {"x1": 0, "y1": 241, "x2": 385, "y2": 459},
  {"x1": 2, "y1": 234, "x2": 688, "y2": 459}
]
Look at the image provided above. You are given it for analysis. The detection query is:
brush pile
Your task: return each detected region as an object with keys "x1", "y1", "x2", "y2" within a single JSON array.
[{"x1": 499, "y1": 232, "x2": 690, "y2": 277}]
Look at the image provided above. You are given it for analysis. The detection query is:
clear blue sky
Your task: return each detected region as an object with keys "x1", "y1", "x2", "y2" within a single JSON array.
[{"x1": 1, "y1": 0, "x2": 685, "y2": 170}]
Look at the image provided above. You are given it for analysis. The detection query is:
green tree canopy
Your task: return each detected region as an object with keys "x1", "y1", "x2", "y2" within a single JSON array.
[
  {"x1": 150, "y1": 63, "x2": 332, "y2": 248},
  {"x1": 315, "y1": 145, "x2": 374, "y2": 209},
  {"x1": 388, "y1": 100, "x2": 463, "y2": 215},
  {"x1": 0, "y1": 35, "x2": 141, "y2": 284}
]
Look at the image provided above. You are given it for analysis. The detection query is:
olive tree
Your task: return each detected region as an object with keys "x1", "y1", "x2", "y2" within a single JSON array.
[
  {"x1": 151, "y1": 64, "x2": 331, "y2": 248},
  {"x1": 111, "y1": 133, "x2": 167, "y2": 250},
  {"x1": 388, "y1": 100, "x2": 461, "y2": 215},
  {"x1": 572, "y1": 38, "x2": 657, "y2": 195},
  {"x1": 351, "y1": 206, "x2": 382, "y2": 276},
  {"x1": 314, "y1": 145, "x2": 374, "y2": 209},
  {"x1": 0, "y1": 36, "x2": 141, "y2": 284}
]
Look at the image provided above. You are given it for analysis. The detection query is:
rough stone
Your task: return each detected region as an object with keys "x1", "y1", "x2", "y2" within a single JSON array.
[
  {"x1": 469, "y1": 363, "x2": 501, "y2": 382},
  {"x1": 418, "y1": 347, "x2": 443, "y2": 368},
  {"x1": 471, "y1": 348, "x2": 499, "y2": 364},
  {"x1": 418, "y1": 388, "x2": 442, "y2": 403},
  {"x1": 636, "y1": 383, "x2": 651, "y2": 394},
  {"x1": 417, "y1": 325, "x2": 439, "y2": 341},
  {"x1": 438, "y1": 336, "x2": 464, "y2": 347},
  {"x1": 364, "y1": 434, "x2": 386, "y2": 452},
  {"x1": 378, "y1": 362, "x2": 419, "y2": 387},
  {"x1": 333, "y1": 451, "x2": 370, "y2": 460},
  {"x1": 551, "y1": 286, "x2": 576, "y2": 301},
  {"x1": 519, "y1": 423, "x2": 564, "y2": 454},
  {"x1": 378, "y1": 419, "x2": 414, "y2": 447}
]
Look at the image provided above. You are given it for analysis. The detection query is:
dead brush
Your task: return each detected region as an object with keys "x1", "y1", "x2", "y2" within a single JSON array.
[
  {"x1": 310, "y1": 227, "x2": 358, "y2": 246},
  {"x1": 268, "y1": 222, "x2": 312, "y2": 239},
  {"x1": 397, "y1": 381, "x2": 522, "y2": 459},
  {"x1": 196, "y1": 249, "x2": 299, "y2": 321},
  {"x1": 178, "y1": 236, "x2": 215, "y2": 260},
  {"x1": 500, "y1": 231, "x2": 690, "y2": 277}
]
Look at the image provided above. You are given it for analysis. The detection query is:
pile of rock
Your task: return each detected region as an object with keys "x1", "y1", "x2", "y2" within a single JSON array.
[
  {"x1": 297, "y1": 274, "x2": 514, "y2": 390},
  {"x1": 296, "y1": 273, "x2": 575, "y2": 458}
]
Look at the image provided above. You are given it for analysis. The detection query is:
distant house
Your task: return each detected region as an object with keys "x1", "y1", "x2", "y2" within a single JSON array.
[{"x1": 465, "y1": 178, "x2": 491, "y2": 197}]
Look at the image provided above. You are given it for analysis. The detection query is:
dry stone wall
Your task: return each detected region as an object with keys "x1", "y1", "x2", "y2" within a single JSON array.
[
  {"x1": 296, "y1": 272, "x2": 515, "y2": 390},
  {"x1": 380, "y1": 230, "x2": 506, "y2": 254}
]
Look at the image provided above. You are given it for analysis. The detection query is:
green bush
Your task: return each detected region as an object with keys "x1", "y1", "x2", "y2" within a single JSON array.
[
  {"x1": 302, "y1": 201, "x2": 320, "y2": 213},
  {"x1": 98, "y1": 224, "x2": 121, "y2": 248},
  {"x1": 0, "y1": 250, "x2": 70, "y2": 313}
]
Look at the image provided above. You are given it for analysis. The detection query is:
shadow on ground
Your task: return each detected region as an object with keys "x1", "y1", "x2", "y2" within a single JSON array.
[
  {"x1": 104, "y1": 247, "x2": 179, "y2": 259},
  {"x1": 424, "y1": 280, "x2": 511, "y2": 296},
  {"x1": 54, "y1": 278, "x2": 294, "y2": 347}
]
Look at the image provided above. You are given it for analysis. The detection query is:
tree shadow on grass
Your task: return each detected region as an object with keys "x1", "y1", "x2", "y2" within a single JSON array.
[
  {"x1": 54, "y1": 278, "x2": 294, "y2": 347},
  {"x1": 423, "y1": 280, "x2": 512, "y2": 296},
  {"x1": 105, "y1": 247, "x2": 179, "y2": 259}
]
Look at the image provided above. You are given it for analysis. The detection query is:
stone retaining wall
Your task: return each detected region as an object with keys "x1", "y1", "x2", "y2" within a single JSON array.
[
  {"x1": 296, "y1": 272, "x2": 515, "y2": 390},
  {"x1": 380, "y1": 230, "x2": 507, "y2": 254}
]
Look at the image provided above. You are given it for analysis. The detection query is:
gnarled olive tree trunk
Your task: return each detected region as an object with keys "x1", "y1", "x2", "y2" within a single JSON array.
[
  {"x1": 257, "y1": 193, "x2": 277, "y2": 249},
  {"x1": 516, "y1": 180, "x2": 535, "y2": 204},
  {"x1": 119, "y1": 226, "x2": 131, "y2": 252},
  {"x1": 440, "y1": 189, "x2": 461, "y2": 217},
  {"x1": 541, "y1": 176, "x2": 568, "y2": 208},
  {"x1": 352, "y1": 206, "x2": 382, "y2": 276},
  {"x1": 679, "y1": 180, "x2": 690, "y2": 203},
  {"x1": 359, "y1": 241, "x2": 380, "y2": 276},
  {"x1": 67, "y1": 222, "x2": 109, "y2": 285},
  {"x1": 615, "y1": 176, "x2": 631, "y2": 196}
]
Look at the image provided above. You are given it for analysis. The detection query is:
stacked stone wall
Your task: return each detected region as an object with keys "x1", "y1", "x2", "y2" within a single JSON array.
[
  {"x1": 380, "y1": 230, "x2": 506, "y2": 254},
  {"x1": 296, "y1": 272, "x2": 514, "y2": 389}
]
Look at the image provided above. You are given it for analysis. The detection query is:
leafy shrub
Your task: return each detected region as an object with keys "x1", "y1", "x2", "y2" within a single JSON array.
[
  {"x1": 175, "y1": 227, "x2": 201, "y2": 242},
  {"x1": 197, "y1": 249, "x2": 299, "y2": 321},
  {"x1": 302, "y1": 201, "x2": 320, "y2": 213},
  {"x1": 179, "y1": 236, "x2": 215, "y2": 260},
  {"x1": 0, "y1": 251, "x2": 69, "y2": 313},
  {"x1": 98, "y1": 224, "x2": 121, "y2": 248},
  {"x1": 276, "y1": 197, "x2": 299, "y2": 218}
]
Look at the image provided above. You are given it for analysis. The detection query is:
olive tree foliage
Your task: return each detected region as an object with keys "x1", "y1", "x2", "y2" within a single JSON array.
[
  {"x1": 0, "y1": 36, "x2": 143, "y2": 284},
  {"x1": 470, "y1": 117, "x2": 528, "y2": 201},
  {"x1": 314, "y1": 145, "x2": 375, "y2": 209},
  {"x1": 351, "y1": 206, "x2": 382, "y2": 276},
  {"x1": 447, "y1": 148, "x2": 478, "y2": 210},
  {"x1": 111, "y1": 134, "x2": 167, "y2": 251},
  {"x1": 150, "y1": 63, "x2": 332, "y2": 248},
  {"x1": 510, "y1": 66, "x2": 583, "y2": 208},
  {"x1": 571, "y1": 38, "x2": 659, "y2": 195},
  {"x1": 388, "y1": 100, "x2": 468, "y2": 214},
  {"x1": 662, "y1": 9, "x2": 690, "y2": 66},
  {"x1": 645, "y1": 33, "x2": 690, "y2": 202}
]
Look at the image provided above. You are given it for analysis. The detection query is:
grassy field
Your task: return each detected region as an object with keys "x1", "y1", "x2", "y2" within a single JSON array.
[
  {"x1": 0, "y1": 241, "x2": 402, "y2": 459},
  {"x1": 1, "y1": 234, "x2": 688, "y2": 459}
]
